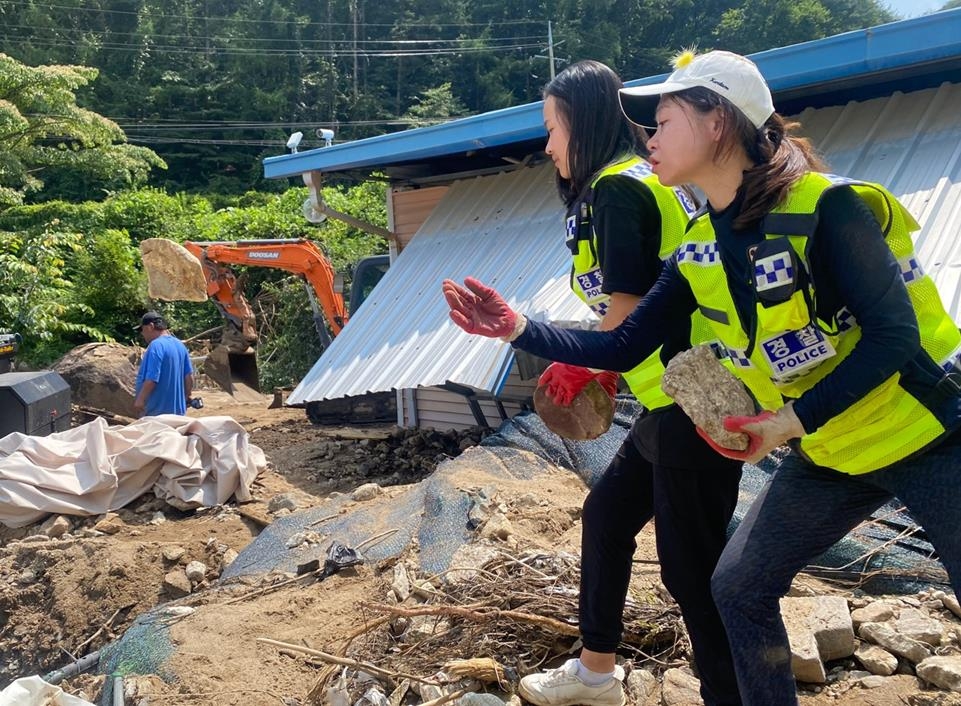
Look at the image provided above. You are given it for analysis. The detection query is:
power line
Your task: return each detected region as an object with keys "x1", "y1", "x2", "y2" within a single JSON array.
[
  {"x1": 0, "y1": 0, "x2": 544, "y2": 28},
  {"x1": 113, "y1": 119, "x2": 448, "y2": 130},
  {"x1": 0, "y1": 21, "x2": 545, "y2": 45},
  {"x1": 0, "y1": 35, "x2": 544, "y2": 57}
]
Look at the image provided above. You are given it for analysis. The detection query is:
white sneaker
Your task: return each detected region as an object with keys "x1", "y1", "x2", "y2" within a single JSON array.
[{"x1": 518, "y1": 659, "x2": 626, "y2": 706}]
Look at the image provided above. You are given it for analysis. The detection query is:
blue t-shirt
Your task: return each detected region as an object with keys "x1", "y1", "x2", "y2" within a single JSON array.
[{"x1": 135, "y1": 334, "x2": 193, "y2": 416}]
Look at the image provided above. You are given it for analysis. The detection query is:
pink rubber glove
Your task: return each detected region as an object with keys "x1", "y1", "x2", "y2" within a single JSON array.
[
  {"x1": 538, "y1": 363, "x2": 619, "y2": 406},
  {"x1": 442, "y1": 277, "x2": 518, "y2": 339},
  {"x1": 695, "y1": 411, "x2": 777, "y2": 461}
]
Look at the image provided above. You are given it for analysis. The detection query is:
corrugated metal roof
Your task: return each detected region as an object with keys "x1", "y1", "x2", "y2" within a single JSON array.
[
  {"x1": 287, "y1": 162, "x2": 592, "y2": 404},
  {"x1": 796, "y1": 80, "x2": 961, "y2": 321},
  {"x1": 263, "y1": 9, "x2": 961, "y2": 180}
]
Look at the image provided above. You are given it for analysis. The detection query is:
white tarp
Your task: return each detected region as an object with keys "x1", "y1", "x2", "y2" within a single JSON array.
[
  {"x1": 0, "y1": 676, "x2": 94, "y2": 705},
  {"x1": 0, "y1": 415, "x2": 265, "y2": 528}
]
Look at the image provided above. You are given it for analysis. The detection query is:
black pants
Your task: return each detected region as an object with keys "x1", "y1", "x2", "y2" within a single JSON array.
[{"x1": 579, "y1": 404, "x2": 743, "y2": 706}]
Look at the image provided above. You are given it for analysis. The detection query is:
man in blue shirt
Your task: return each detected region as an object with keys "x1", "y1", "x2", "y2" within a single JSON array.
[{"x1": 133, "y1": 311, "x2": 194, "y2": 416}]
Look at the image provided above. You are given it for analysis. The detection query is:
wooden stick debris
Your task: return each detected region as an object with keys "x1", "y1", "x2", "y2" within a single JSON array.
[
  {"x1": 419, "y1": 687, "x2": 471, "y2": 706},
  {"x1": 74, "y1": 603, "x2": 133, "y2": 654},
  {"x1": 359, "y1": 602, "x2": 579, "y2": 636},
  {"x1": 256, "y1": 637, "x2": 434, "y2": 685}
]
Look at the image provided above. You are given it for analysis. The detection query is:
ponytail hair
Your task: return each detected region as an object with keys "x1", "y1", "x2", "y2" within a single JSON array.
[
  {"x1": 738, "y1": 113, "x2": 826, "y2": 228},
  {"x1": 667, "y1": 87, "x2": 826, "y2": 228}
]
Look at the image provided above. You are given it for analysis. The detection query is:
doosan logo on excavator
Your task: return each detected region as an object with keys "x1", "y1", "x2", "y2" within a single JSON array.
[{"x1": 247, "y1": 251, "x2": 281, "y2": 260}]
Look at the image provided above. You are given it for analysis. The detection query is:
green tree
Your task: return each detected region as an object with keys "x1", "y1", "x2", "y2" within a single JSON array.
[
  {"x1": 0, "y1": 54, "x2": 165, "y2": 206},
  {"x1": 712, "y1": 0, "x2": 895, "y2": 54},
  {"x1": 71, "y1": 228, "x2": 147, "y2": 342},
  {"x1": 402, "y1": 82, "x2": 469, "y2": 127}
]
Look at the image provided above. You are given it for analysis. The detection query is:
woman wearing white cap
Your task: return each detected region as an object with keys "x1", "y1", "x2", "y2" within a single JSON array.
[{"x1": 443, "y1": 49, "x2": 961, "y2": 706}]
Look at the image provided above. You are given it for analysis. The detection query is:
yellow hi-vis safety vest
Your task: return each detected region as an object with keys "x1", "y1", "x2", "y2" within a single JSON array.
[
  {"x1": 676, "y1": 172, "x2": 961, "y2": 474},
  {"x1": 567, "y1": 156, "x2": 699, "y2": 410}
]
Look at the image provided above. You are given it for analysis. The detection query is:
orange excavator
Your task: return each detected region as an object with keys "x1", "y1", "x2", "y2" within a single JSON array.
[
  {"x1": 186, "y1": 238, "x2": 348, "y2": 346},
  {"x1": 140, "y1": 237, "x2": 389, "y2": 395}
]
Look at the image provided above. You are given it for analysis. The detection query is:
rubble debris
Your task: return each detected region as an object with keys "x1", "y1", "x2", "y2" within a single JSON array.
[
  {"x1": 661, "y1": 344, "x2": 755, "y2": 450},
  {"x1": 293, "y1": 549, "x2": 685, "y2": 704}
]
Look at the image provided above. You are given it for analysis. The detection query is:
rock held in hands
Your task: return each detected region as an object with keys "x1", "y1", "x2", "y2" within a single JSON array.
[
  {"x1": 534, "y1": 379, "x2": 614, "y2": 441},
  {"x1": 661, "y1": 345, "x2": 755, "y2": 450}
]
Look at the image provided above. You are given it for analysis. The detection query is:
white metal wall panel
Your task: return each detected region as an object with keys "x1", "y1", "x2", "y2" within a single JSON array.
[
  {"x1": 414, "y1": 366, "x2": 537, "y2": 431},
  {"x1": 288, "y1": 162, "x2": 593, "y2": 405},
  {"x1": 796, "y1": 81, "x2": 961, "y2": 321}
]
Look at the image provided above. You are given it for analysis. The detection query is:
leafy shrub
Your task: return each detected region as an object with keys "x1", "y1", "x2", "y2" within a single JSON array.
[
  {"x1": 0, "y1": 226, "x2": 111, "y2": 366},
  {"x1": 71, "y1": 228, "x2": 148, "y2": 343}
]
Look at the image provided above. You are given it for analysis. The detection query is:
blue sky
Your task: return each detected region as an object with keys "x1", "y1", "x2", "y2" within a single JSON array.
[{"x1": 882, "y1": 0, "x2": 945, "y2": 17}]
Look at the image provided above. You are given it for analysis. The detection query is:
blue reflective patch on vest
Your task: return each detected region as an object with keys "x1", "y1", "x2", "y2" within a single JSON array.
[
  {"x1": 836, "y1": 307, "x2": 857, "y2": 332},
  {"x1": 622, "y1": 162, "x2": 654, "y2": 179},
  {"x1": 899, "y1": 255, "x2": 924, "y2": 283},
  {"x1": 677, "y1": 242, "x2": 719, "y2": 265},
  {"x1": 761, "y1": 325, "x2": 836, "y2": 380},
  {"x1": 673, "y1": 188, "x2": 697, "y2": 215},
  {"x1": 824, "y1": 173, "x2": 856, "y2": 185},
  {"x1": 754, "y1": 253, "x2": 794, "y2": 291}
]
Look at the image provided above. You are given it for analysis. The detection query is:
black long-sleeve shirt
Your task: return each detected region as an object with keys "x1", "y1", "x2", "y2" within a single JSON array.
[{"x1": 515, "y1": 185, "x2": 922, "y2": 433}]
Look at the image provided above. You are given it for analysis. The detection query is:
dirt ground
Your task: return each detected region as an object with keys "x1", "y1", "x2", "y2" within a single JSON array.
[{"x1": 0, "y1": 386, "x2": 954, "y2": 705}]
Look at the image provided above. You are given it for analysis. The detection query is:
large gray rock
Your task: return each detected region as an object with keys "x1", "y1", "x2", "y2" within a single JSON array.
[
  {"x1": 781, "y1": 596, "x2": 855, "y2": 684},
  {"x1": 52, "y1": 342, "x2": 141, "y2": 418},
  {"x1": 855, "y1": 642, "x2": 899, "y2": 676},
  {"x1": 859, "y1": 622, "x2": 932, "y2": 664},
  {"x1": 917, "y1": 656, "x2": 961, "y2": 691},
  {"x1": 661, "y1": 345, "x2": 755, "y2": 450},
  {"x1": 895, "y1": 608, "x2": 943, "y2": 646},
  {"x1": 660, "y1": 668, "x2": 701, "y2": 705},
  {"x1": 140, "y1": 238, "x2": 208, "y2": 302},
  {"x1": 851, "y1": 601, "x2": 897, "y2": 627}
]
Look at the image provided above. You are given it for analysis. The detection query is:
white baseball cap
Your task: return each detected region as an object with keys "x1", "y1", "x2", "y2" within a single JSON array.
[{"x1": 619, "y1": 50, "x2": 775, "y2": 129}]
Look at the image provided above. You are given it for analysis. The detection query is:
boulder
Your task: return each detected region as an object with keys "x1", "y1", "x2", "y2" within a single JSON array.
[
  {"x1": 53, "y1": 343, "x2": 141, "y2": 418},
  {"x1": 140, "y1": 238, "x2": 208, "y2": 302}
]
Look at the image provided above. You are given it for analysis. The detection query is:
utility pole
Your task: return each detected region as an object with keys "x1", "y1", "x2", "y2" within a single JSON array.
[
  {"x1": 351, "y1": 0, "x2": 359, "y2": 99},
  {"x1": 547, "y1": 21, "x2": 556, "y2": 80}
]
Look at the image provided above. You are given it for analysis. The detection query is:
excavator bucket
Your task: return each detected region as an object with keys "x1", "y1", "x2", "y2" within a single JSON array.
[
  {"x1": 140, "y1": 239, "x2": 208, "y2": 302},
  {"x1": 203, "y1": 345, "x2": 262, "y2": 398}
]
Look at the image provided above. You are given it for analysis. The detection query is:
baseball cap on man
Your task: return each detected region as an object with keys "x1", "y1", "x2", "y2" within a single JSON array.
[
  {"x1": 619, "y1": 50, "x2": 775, "y2": 130},
  {"x1": 134, "y1": 311, "x2": 165, "y2": 331}
]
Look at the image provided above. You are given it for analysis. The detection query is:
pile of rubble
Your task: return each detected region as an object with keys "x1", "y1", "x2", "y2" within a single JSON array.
[
  {"x1": 261, "y1": 422, "x2": 492, "y2": 492},
  {"x1": 782, "y1": 588, "x2": 961, "y2": 701},
  {"x1": 0, "y1": 498, "x2": 243, "y2": 685},
  {"x1": 264, "y1": 543, "x2": 961, "y2": 706}
]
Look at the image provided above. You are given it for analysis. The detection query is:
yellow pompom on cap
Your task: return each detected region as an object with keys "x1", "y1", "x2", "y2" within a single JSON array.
[{"x1": 672, "y1": 49, "x2": 697, "y2": 70}]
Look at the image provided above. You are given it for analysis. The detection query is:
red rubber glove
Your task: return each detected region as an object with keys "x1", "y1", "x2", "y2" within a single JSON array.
[
  {"x1": 695, "y1": 411, "x2": 776, "y2": 461},
  {"x1": 442, "y1": 277, "x2": 518, "y2": 339},
  {"x1": 538, "y1": 363, "x2": 619, "y2": 406}
]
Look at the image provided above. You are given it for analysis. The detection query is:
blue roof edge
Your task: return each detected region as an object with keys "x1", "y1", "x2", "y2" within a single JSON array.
[{"x1": 263, "y1": 8, "x2": 961, "y2": 180}]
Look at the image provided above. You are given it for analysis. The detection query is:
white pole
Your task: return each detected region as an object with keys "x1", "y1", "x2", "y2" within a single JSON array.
[{"x1": 548, "y1": 21, "x2": 556, "y2": 80}]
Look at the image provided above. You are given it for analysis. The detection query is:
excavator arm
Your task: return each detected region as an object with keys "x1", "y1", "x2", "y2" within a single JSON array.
[{"x1": 183, "y1": 238, "x2": 349, "y2": 340}]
